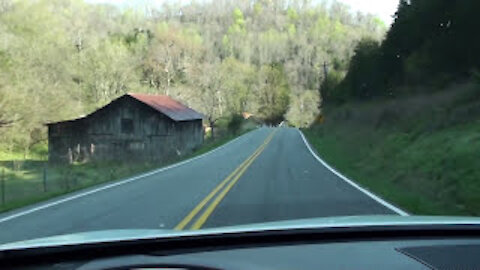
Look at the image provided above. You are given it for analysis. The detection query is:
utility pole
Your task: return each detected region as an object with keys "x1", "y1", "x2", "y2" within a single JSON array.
[
  {"x1": 318, "y1": 61, "x2": 330, "y2": 117},
  {"x1": 323, "y1": 61, "x2": 329, "y2": 81},
  {"x1": 318, "y1": 61, "x2": 329, "y2": 94}
]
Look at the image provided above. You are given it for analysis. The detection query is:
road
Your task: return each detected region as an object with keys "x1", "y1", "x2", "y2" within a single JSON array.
[{"x1": 0, "y1": 128, "x2": 405, "y2": 244}]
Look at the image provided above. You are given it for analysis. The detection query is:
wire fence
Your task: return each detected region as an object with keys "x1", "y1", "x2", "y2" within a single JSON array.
[
  {"x1": 0, "y1": 160, "x2": 157, "y2": 212},
  {"x1": 0, "y1": 126, "x2": 254, "y2": 212}
]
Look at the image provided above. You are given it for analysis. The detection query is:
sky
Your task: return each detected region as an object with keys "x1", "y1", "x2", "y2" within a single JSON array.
[
  {"x1": 86, "y1": 0, "x2": 399, "y2": 25},
  {"x1": 338, "y1": 0, "x2": 398, "y2": 25}
]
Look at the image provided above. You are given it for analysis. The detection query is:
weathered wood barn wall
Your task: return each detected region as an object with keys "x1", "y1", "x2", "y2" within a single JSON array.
[{"x1": 47, "y1": 94, "x2": 204, "y2": 164}]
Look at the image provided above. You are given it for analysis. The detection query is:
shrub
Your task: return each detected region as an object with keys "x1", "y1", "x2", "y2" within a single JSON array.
[{"x1": 227, "y1": 114, "x2": 244, "y2": 135}]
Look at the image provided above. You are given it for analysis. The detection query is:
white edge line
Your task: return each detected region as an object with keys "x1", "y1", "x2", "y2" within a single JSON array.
[
  {"x1": 297, "y1": 129, "x2": 410, "y2": 216},
  {"x1": 0, "y1": 129, "x2": 258, "y2": 224}
]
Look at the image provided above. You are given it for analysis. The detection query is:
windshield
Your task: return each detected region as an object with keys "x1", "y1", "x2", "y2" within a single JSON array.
[{"x1": 0, "y1": 0, "x2": 478, "y2": 245}]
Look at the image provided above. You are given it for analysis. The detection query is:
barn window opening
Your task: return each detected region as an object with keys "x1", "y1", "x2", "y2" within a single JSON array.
[{"x1": 121, "y1": 118, "x2": 134, "y2": 134}]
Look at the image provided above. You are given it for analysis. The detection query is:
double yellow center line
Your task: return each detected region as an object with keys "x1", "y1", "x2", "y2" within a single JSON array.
[{"x1": 174, "y1": 130, "x2": 277, "y2": 230}]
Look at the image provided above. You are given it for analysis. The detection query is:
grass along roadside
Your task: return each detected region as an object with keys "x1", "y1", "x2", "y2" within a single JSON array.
[
  {"x1": 302, "y1": 128, "x2": 463, "y2": 216},
  {"x1": 303, "y1": 85, "x2": 480, "y2": 216},
  {"x1": 0, "y1": 125, "x2": 257, "y2": 214},
  {"x1": 189, "y1": 133, "x2": 243, "y2": 158},
  {"x1": 303, "y1": 123, "x2": 480, "y2": 216}
]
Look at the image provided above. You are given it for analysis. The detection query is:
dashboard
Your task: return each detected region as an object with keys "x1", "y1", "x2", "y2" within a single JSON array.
[
  {"x1": 3, "y1": 224, "x2": 480, "y2": 270},
  {"x1": 71, "y1": 239, "x2": 480, "y2": 270}
]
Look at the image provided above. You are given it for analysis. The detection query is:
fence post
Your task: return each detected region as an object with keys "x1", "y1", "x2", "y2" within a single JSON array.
[
  {"x1": 43, "y1": 167, "x2": 47, "y2": 192},
  {"x1": 1, "y1": 169, "x2": 5, "y2": 205}
]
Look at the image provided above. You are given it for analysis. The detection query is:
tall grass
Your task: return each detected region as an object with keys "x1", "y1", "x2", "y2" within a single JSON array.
[{"x1": 304, "y1": 83, "x2": 480, "y2": 216}]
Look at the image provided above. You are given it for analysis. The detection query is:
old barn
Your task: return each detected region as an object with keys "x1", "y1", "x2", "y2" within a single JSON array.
[{"x1": 47, "y1": 93, "x2": 204, "y2": 164}]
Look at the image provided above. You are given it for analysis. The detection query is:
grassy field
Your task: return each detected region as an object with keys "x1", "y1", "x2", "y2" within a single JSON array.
[
  {"x1": 304, "y1": 83, "x2": 480, "y2": 216},
  {"x1": 0, "y1": 119, "x2": 257, "y2": 214}
]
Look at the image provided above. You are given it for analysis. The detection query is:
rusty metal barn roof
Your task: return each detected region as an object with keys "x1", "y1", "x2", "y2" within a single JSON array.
[
  {"x1": 128, "y1": 93, "x2": 203, "y2": 121},
  {"x1": 46, "y1": 93, "x2": 203, "y2": 125}
]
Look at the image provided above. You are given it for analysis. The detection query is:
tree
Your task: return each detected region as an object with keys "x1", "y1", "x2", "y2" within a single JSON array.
[
  {"x1": 189, "y1": 62, "x2": 227, "y2": 139},
  {"x1": 331, "y1": 0, "x2": 480, "y2": 102},
  {"x1": 340, "y1": 39, "x2": 382, "y2": 99},
  {"x1": 0, "y1": 90, "x2": 16, "y2": 129},
  {"x1": 285, "y1": 90, "x2": 320, "y2": 127},
  {"x1": 220, "y1": 58, "x2": 255, "y2": 114},
  {"x1": 80, "y1": 38, "x2": 141, "y2": 107},
  {"x1": 252, "y1": 64, "x2": 290, "y2": 124}
]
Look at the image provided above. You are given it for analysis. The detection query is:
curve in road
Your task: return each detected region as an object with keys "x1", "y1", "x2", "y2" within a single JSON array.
[{"x1": 0, "y1": 127, "x2": 406, "y2": 244}]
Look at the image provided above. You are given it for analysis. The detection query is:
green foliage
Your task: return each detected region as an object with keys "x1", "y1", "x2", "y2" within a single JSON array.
[
  {"x1": 232, "y1": 8, "x2": 246, "y2": 29},
  {"x1": 253, "y1": 3, "x2": 263, "y2": 16},
  {"x1": 254, "y1": 64, "x2": 291, "y2": 124},
  {"x1": 320, "y1": 69, "x2": 345, "y2": 103},
  {"x1": 227, "y1": 114, "x2": 244, "y2": 135},
  {"x1": 287, "y1": 8, "x2": 299, "y2": 22},
  {"x1": 220, "y1": 58, "x2": 255, "y2": 114},
  {"x1": 0, "y1": 0, "x2": 385, "y2": 153},
  {"x1": 339, "y1": 39, "x2": 382, "y2": 99},
  {"x1": 285, "y1": 90, "x2": 320, "y2": 127},
  {"x1": 373, "y1": 17, "x2": 386, "y2": 29},
  {"x1": 331, "y1": 0, "x2": 480, "y2": 101},
  {"x1": 304, "y1": 86, "x2": 480, "y2": 215}
]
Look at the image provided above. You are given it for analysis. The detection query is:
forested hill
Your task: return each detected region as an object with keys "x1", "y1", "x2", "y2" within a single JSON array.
[
  {"x1": 0, "y1": 0, "x2": 384, "y2": 154},
  {"x1": 307, "y1": 0, "x2": 480, "y2": 215},
  {"x1": 327, "y1": 0, "x2": 480, "y2": 101}
]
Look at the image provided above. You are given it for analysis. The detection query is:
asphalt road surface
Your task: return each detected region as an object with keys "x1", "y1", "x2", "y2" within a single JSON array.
[{"x1": 0, "y1": 128, "x2": 405, "y2": 245}]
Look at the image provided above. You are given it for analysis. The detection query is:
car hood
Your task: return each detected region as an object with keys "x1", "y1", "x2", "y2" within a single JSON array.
[{"x1": 2, "y1": 215, "x2": 480, "y2": 251}]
